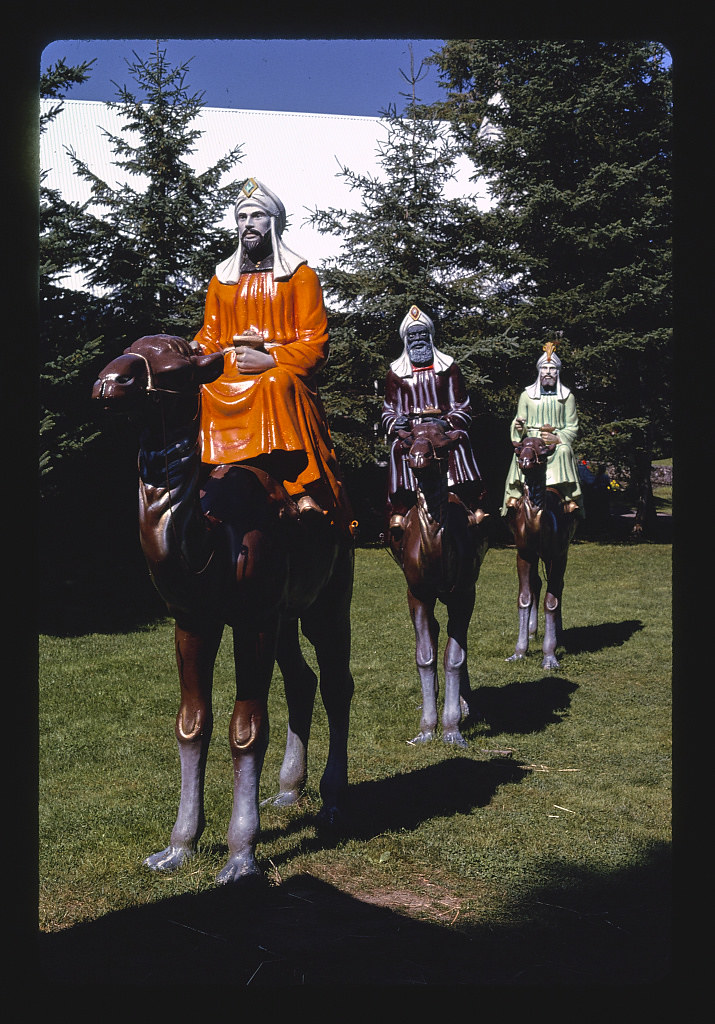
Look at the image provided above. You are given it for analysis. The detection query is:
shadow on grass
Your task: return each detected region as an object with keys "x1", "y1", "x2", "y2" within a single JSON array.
[
  {"x1": 345, "y1": 756, "x2": 529, "y2": 840},
  {"x1": 36, "y1": 842, "x2": 671, "y2": 989},
  {"x1": 561, "y1": 619, "x2": 644, "y2": 654},
  {"x1": 466, "y1": 675, "x2": 579, "y2": 737},
  {"x1": 226, "y1": 757, "x2": 531, "y2": 865}
]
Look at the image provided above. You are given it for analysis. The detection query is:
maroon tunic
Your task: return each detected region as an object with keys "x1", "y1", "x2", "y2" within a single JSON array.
[{"x1": 381, "y1": 363, "x2": 484, "y2": 507}]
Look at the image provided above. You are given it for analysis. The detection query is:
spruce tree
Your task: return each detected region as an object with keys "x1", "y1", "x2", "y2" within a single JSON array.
[
  {"x1": 40, "y1": 57, "x2": 106, "y2": 497},
  {"x1": 428, "y1": 40, "x2": 672, "y2": 535},
  {"x1": 308, "y1": 50, "x2": 492, "y2": 530},
  {"x1": 38, "y1": 45, "x2": 245, "y2": 626},
  {"x1": 66, "y1": 44, "x2": 244, "y2": 339}
]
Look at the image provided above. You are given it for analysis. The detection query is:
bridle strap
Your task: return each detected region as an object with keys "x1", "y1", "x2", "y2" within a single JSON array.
[{"x1": 133, "y1": 350, "x2": 187, "y2": 396}]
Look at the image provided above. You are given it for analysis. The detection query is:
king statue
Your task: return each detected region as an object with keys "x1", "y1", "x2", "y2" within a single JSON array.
[
  {"x1": 502, "y1": 340, "x2": 584, "y2": 517},
  {"x1": 381, "y1": 304, "x2": 486, "y2": 538},
  {"x1": 193, "y1": 176, "x2": 353, "y2": 532}
]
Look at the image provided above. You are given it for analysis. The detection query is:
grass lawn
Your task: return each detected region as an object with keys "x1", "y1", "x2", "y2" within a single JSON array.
[{"x1": 38, "y1": 538, "x2": 672, "y2": 986}]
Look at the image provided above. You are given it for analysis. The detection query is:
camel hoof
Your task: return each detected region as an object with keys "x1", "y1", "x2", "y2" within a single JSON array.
[
  {"x1": 143, "y1": 844, "x2": 195, "y2": 873},
  {"x1": 506, "y1": 652, "x2": 527, "y2": 662},
  {"x1": 542, "y1": 655, "x2": 561, "y2": 670},
  {"x1": 316, "y1": 804, "x2": 346, "y2": 834},
  {"x1": 407, "y1": 730, "x2": 434, "y2": 745},
  {"x1": 261, "y1": 789, "x2": 300, "y2": 807},
  {"x1": 443, "y1": 730, "x2": 467, "y2": 748},
  {"x1": 216, "y1": 852, "x2": 263, "y2": 885}
]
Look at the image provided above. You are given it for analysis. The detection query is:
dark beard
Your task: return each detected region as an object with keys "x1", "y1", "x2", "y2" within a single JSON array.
[
  {"x1": 242, "y1": 231, "x2": 273, "y2": 264},
  {"x1": 407, "y1": 341, "x2": 434, "y2": 367}
]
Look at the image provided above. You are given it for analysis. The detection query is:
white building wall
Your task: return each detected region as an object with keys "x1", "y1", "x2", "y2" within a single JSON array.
[{"x1": 40, "y1": 99, "x2": 493, "y2": 289}]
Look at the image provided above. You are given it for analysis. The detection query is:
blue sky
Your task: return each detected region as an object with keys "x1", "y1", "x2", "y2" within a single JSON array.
[{"x1": 41, "y1": 38, "x2": 448, "y2": 117}]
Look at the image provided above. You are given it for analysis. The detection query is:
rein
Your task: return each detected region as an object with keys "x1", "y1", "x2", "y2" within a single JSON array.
[
  {"x1": 134, "y1": 350, "x2": 189, "y2": 397},
  {"x1": 137, "y1": 355, "x2": 215, "y2": 578}
]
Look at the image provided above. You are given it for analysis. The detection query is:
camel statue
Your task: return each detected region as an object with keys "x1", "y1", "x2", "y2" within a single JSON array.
[
  {"x1": 92, "y1": 334, "x2": 355, "y2": 884},
  {"x1": 386, "y1": 418, "x2": 489, "y2": 747},
  {"x1": 505, "y1": 434, "x2": 576, "y2": 670}
]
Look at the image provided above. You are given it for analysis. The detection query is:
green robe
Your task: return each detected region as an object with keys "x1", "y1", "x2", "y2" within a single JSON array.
[{"x1": 501, "y1": 389, "x2": 584, "y2": 515}]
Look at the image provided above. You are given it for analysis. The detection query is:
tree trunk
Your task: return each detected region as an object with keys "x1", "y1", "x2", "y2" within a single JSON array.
[{"x1": 630, "y1": 449, "x2": 658, "y2": 539}]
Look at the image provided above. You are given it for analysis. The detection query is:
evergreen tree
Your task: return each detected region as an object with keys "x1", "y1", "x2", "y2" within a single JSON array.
[
  {"x1": 428, "y1": 40, "x2": 672, "y2": 535},
  {"x1": 66, "y1": 44, "x2": 244, "y2": 339},
  {"x1": 38, "y1": 46, "x2": 246, "y2": 627},
  {"x1": 308, "y1": 50, "x2": 493, "y2": 530},
  {"x1": 40, "y1": 57, "x2": 108, "y2": 497}
]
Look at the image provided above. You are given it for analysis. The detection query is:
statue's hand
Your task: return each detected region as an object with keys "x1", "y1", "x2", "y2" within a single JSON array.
[
  {"x1": 392, "y1": 414, "x2": 410, "y2": 434},
  {"x1": 514, "y1": 418, "x2": 525, "y2": 434},
  {"x1": 540, "y1": 428, "x2": 560, "y2": 445},
  {"x1": 234, "y1": 331, "x2": 266, "y2": 350},
  {"x1": 233, "y1": 345, "x2": 277, "y2": 374}
]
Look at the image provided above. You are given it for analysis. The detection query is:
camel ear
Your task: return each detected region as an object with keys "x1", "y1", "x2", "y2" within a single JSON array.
[
  {"x1": 442, "y1": 429, "x2": 464, "y2": 452},
  {"x1": 191, "y1": 350, "x2": 226, "y2": 385}
]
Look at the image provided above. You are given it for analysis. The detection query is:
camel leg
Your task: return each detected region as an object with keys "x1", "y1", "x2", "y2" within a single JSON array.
[
  {"x1": 442, "y1": 586, "x2": 475, "y2": 747},
  {"x1": 529, "y1": 567, "x2": 542, "y2": 640},
  {"x1": 407, "y1": 590, "x2": 440, "y2": 743},
  {"x1": 507, "y1": 551, "x2": 534, "y2": 661},
  {"x1": 216, "y1": 620, "x2": 278, "y2": 884},
  {"x1": 144, "y1": 619, "x2": 223, "y2": 872},
  {"x1": 265, "y1": 616, "x2": 319, "y2": 807},
  {"x1": 542, "y1": 556, "x2": 568, "y2": 670},
  {"x1": 301, "y1": 544, "x2": 355, "y2": 830},
  {"x1": 542, "y1": 593, "x2": 561, "y2": 670}
]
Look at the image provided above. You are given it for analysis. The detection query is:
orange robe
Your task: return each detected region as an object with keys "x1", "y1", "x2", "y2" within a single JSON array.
[{"x1": 195, "y1": 265, "x2": 351, "y2": 527}]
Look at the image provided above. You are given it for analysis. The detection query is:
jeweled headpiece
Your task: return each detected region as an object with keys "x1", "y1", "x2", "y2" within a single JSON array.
[{"x1": 215, "y1": 176, "x2": 305, "y2": 283}]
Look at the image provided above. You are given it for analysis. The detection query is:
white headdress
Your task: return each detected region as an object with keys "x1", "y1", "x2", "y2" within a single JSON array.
[
  {"x1": 215, "y1": 177, "x2": 307, "y2": 283},
  {"x1": 526, "y1": 340, "x2": 571, "y2": 399},
  {"x1": 390, "y1": 305, "x2": 454, "y2": 378}
]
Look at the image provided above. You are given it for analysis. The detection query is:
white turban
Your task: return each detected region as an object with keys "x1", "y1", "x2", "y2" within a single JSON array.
[
  {"x1": 390, "y1": 304, "x2": 454, "y2": 377},
  {"x1": 526, "y1": 346, "x2": 571, "y2": 399},
  {"x1": 215, "y1": 177, "x2": 306, "y2": 283}
]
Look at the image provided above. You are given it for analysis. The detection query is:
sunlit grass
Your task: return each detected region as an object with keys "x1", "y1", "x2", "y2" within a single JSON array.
[{"x1": 39, "y1": 541, "x2": 671, "y2": 937}]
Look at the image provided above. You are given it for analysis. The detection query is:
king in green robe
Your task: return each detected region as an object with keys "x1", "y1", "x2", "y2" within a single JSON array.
[{"x1": 502, "y1": 344, "x2": 584, "y2": 516}]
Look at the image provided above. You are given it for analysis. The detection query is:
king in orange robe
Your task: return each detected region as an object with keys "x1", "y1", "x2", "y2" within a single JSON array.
[{"x1": 194, "y1": 178, "x2": 352, "y2": 531}]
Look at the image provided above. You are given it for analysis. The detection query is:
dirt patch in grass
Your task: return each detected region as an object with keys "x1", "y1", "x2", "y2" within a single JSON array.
[
  {"x1": 339, "y1": 871, "x2": 469, "y2": 930},
  {"x1": 358, "y1": 884, "x2": 462, "y2": 922}
]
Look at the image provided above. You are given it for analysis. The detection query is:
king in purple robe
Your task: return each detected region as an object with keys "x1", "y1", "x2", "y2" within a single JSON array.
[{"x1": 381, "y1": 305, "x2": 485, "y2": 539}]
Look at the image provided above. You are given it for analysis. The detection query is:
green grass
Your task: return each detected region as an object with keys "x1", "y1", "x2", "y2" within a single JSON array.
[{"x1": 39, "y1": 540, "x2": 671, "y2": 972}]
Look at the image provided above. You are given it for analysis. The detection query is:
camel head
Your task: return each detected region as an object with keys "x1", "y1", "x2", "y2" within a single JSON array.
[
  {"x1": 513, "y1": 435, "x2": 557, "y2": 473},
  {"x1": 92, "y1": 334, "x2": 225, "y2": 413},
  {"x1": 396, "y1": 419, "x2": 465, "y2": 474}
]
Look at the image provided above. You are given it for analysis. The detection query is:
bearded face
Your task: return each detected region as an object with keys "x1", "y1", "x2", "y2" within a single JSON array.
[
  {"x1": 540, "y1": 364, "x2": 558, "y2": 391},
  {"x1": 405, "y1": 324, "x2": 434, "y2": 368},
  {"x1": 237, "y1": 207, "x2": 273, "y2": 261}
]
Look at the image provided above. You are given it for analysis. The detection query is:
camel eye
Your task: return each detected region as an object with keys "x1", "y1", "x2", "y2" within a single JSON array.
[{"x1": 105, "y1": 371, "x2": 133, "y2": 385}]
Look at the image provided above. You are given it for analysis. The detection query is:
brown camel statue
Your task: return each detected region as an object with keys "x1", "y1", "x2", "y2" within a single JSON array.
[
  {"x1": 505, "y1": 434, "x2": 577, "y2": 670},
  {"x1": 386, "y1": 418, "x2": 489, "y2": 747},
  {"x1": 92, "y1": 334, "x2": 355, "y2": 884}
]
